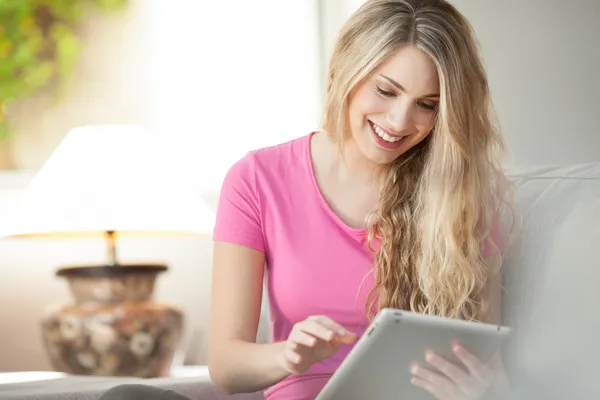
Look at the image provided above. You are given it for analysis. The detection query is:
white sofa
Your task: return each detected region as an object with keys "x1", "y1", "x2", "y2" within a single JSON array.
[
  {"x1": 502, "y1": 162, "x2": 600, "y2": 398},
  {"x1": 2, "y1": 162, "x2": 599, "y2": 399}
]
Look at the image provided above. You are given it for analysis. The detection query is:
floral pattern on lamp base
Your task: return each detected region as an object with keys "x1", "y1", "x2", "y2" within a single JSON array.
[{"x1": 40, "y1": 265, "x2": 183, "y2": 378}]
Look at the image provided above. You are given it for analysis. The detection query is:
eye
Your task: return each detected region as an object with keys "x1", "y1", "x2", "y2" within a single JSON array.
[
  {"x1": 375, "y1": 86, "x2": 395, "y2": 98},
  {"x1": 417, "y1": 101, "x2": 437, "y2": 112}
]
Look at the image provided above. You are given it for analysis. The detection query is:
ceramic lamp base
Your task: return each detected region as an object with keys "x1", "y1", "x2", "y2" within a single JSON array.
[{"x1": 40, "y1": 264, "x2": 183, "y2": 378}]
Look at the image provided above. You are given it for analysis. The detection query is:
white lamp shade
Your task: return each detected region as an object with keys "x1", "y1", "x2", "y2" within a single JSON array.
[{"x1": 7, "y1": 125, "x2": 215, "y2": 238}]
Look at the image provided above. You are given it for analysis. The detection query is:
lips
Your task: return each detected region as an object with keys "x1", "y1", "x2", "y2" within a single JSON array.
[
  {"x1": 368, "y1": 121, "x2": 405, "y2": 150},
  {"x1": 371, "y1": 122, "x2": 403, "y2": 143}
]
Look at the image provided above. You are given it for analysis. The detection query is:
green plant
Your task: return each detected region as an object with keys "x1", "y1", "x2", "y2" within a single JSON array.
[{"x1": 0, "y1": 0, "x2": 128, "y2": 141}]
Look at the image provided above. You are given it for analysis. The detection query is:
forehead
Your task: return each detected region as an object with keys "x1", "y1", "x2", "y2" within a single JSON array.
[{"x1": 374, "y1": 45, "x2": 439, "y2": 96}]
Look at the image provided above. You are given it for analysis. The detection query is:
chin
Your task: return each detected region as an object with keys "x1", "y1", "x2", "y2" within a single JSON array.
[
  {"x1": 371, "y1": 151, "x2": 403, "y2": 165},
  {"x1": 360, "y1": 142, "x2": 403, "y2": 165}
]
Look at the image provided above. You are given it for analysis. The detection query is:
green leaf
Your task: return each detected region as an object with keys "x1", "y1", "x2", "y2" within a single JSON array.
[
  {"x1": 51, "y1": 23, "x2": 81, "y2": 79},
  {"x1": 0, "y1": 120, "x2": 11, "y2": 142},
  {"x1": 0, "y1": 0, "x2": 129, "y2": 139},
  {"x1": 0, "y1": 0, "x2": 31, "y2": 16},
  {"x1": 49, "y1": 0, "x2": 84, "y2": 23},
  {"x1": 94, "y1": 0, "x2": 128, "y2": 12},
  {"x1": 22, "y1": 61, "x2": 55, "y2": 94}
]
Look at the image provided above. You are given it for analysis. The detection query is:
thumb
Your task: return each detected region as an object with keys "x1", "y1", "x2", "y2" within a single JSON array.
[
  {"x1": 488, "y1": 351, "x2": 503, "y2": 369},
  {"x1": 336, "y1": 331, "x2": 358, "y2": 345}
]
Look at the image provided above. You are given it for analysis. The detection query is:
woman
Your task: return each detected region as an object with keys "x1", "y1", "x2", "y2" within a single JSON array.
[{"x1": 209, "y1": 0, "x2": 514, "y2": 399}]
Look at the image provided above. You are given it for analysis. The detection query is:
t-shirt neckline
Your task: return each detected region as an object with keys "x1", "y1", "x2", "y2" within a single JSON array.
[{"x1": 304, "y1": 131, "x2": 368, "y2": 238}]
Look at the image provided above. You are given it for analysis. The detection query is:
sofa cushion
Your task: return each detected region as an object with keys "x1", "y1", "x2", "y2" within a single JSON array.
[{"x1": 502, "y1": 162, "x2": 600, "y2": 397}]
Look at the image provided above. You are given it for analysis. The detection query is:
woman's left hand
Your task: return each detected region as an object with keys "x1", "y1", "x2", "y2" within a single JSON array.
[{"x1": 410, "y1": 343, "x2": 503, "y2": 400}]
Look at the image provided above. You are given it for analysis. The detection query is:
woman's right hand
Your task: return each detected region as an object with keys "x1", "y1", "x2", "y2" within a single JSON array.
[{"x1": 277, "y1": 315, "x2": 358, "y2": 375}]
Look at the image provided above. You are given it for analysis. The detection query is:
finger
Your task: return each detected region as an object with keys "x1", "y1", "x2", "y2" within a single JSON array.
[
  {"x1": 488, "y1": 351, "x2": 503, "y2": 370},
  {"x1": 411, "y1": 376, "x2": 451, "y2": 400},
  {"x1": 425, "y1": 351, "x2": 471, "y2": 387},
  {"x1": 411, "y1": 365, "x2": 455, "y2": 390},
  {"x1": 284, "y1": 347, "x2": 302, "y2": 365},
  {"x1": 309, "y1": 315, "x2": 356, "y2": 343},
  {"x1": 335, "y1": 331, "x2": 358, "y2": 345},
  {"x1": 308, "y1": 315, "x2": 348, "y2": 336},
  {"x1": 453, "y1": 345, "x2": 489, "y2": 381},
  {"x1": 308, "y1": 316, "x2": 358, "y2": 344},
  {"x1": 298, "y1": 319, "x2": 336, "y2": 342},
  {"x1": 426, "y1": 352, "x2": 484, "y2": 399},
  {"x1": 289, "y1": 330, "x2": 319, "y2": 348}
]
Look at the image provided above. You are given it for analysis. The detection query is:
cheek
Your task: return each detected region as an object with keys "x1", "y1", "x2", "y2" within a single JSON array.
[
  {"x1": 363, "y1": 91, "x2": 388, "y2": 114},
  {"x1": 414, "y1": 112, "x2": 436, "y2": 133},
  {"x1": 351, "y1": 88, "x2": 386, "y2": 119}
]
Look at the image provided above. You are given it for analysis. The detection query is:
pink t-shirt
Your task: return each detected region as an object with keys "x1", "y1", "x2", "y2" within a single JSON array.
[
  {"x1": 214, "y1": 132, "x2": 374, "y2": 399},
  {"x1": 213, "y1": 132, "x2": 502, "y2": 400}
]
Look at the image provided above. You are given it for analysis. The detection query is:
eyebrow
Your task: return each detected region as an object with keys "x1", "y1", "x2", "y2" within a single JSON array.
[{"x1": 380, "y1": 74, "x2": 440, "y2": 98}]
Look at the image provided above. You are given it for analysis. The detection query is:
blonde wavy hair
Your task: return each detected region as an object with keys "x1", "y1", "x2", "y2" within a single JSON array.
[{"x1": 322, "y1": 0, "x2": 515, "y2": 322}]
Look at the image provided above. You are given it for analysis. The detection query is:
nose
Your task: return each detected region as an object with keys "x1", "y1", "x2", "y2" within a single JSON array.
[{"x1": 386, "y1": 103, "x2": 412, "y2": 133}]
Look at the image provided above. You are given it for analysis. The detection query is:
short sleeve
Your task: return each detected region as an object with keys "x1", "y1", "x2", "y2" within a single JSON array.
[{"x1": 213, "y1": 153, "x2": 265, "y2": 252}]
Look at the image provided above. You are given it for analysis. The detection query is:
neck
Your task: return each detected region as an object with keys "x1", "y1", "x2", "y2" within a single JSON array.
[{"x1": 313, "y1": 131, "x2": 384, "y2": 188}]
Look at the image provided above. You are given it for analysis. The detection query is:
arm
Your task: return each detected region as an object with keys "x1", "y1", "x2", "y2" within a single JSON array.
[
  {"x1": 208, "y1": 241, "x2": 290, "y2": 394},
  {"x1": 207, "y1": 154, "x2": 289, "y2": 394},
  {"x1": 208, "y1": 153, "x2": 358, "y2": 393}
]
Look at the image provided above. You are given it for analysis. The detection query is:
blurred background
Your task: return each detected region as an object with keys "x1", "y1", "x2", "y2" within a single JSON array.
[{"x1": 0, "y1": 0, "x2": 598, "y2": 375}]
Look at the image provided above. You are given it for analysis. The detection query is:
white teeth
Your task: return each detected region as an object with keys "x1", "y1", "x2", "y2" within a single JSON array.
[{"x1": 372, "y1": 123, "x2": 402, "y2": 143}]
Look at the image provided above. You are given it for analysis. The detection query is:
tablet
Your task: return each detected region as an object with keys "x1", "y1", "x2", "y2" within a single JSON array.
[{"x1": 315, "y1": 308, "x2": 511, "y2": 400}]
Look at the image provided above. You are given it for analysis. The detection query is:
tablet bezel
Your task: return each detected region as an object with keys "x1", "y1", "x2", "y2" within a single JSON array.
[{"x1": 316, "y1": 308, "x2": 511, "y2": 400}]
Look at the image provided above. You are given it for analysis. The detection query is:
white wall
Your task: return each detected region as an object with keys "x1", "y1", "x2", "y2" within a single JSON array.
[
  {"x1": 323, "y1": 0, "x2": 600, "y2": 167},
  {"x1": 452, "y1": 0, "x2": 600, "y2": 166}
]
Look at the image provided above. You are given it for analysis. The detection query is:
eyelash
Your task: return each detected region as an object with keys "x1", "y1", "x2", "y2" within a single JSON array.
[
  {"x1": 375, "y1": 86, "x2": 437, "y2": 112},
  {"x1": 375, "y1": 86, "x2": 395, "y2": 97}
]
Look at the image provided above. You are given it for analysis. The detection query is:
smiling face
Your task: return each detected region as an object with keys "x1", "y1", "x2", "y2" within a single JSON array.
[{"x1": 347, "y1": 45, "x2": 440, "y2": 165}]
